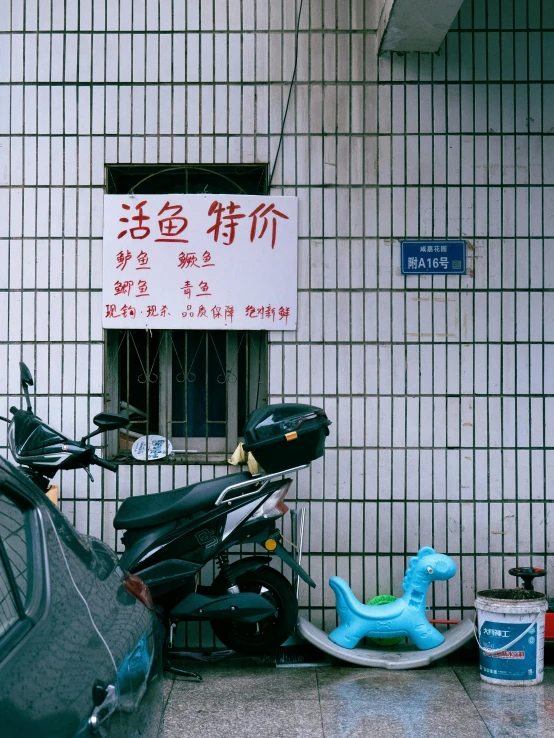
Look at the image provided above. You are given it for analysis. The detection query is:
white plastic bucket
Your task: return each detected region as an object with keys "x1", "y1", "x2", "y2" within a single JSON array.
[{"x1": 475, "y1": 590, "x2": 547, "y2": 686}]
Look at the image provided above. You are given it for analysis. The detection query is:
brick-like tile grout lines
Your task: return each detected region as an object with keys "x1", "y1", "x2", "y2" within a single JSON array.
[
  {"x1": 315, "y1": 668, "x2": 327, "y2": 738},
  {"x1": 451, "y1": 667, "x2": 495, "y2": 738},
  {"x1": 163, "y1": 675, "x2": 176, "y2": 713}
]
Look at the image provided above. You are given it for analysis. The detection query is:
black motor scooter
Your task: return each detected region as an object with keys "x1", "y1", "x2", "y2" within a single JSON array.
[{"x1": 4, "y1": 362, "x2": 330, "y2": 665}]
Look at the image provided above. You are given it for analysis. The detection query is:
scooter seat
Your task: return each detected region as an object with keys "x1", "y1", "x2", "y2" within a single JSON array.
[{"x1": 113, "y1": 472, "x2": 253, "y2": 530}]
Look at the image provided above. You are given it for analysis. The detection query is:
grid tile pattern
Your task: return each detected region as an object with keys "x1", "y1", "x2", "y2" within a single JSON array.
[{"x1": 1, "y1": 0, "x2": 553, "y2": 641}]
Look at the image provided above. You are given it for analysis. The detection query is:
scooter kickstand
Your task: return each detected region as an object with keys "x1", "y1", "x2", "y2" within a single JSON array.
[
  {"x1": 163, "y1": 658, "x2": 203, "y2": 682},
  {"x1": 164, "y1": 621, "x2": 202, "y2": 681}
]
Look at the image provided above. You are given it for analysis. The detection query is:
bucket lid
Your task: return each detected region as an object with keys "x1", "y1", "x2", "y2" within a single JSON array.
[
  {"x1": 476, "y1": 588, "x2": 548, "y2": 612},
  {"x1": 477, "y1": 588, "x2": 546, "y2": 601}
]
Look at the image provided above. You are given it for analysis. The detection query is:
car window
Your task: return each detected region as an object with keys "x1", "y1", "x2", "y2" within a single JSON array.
[
  {"x1": 0, "y1": 556, "x2": 19, "y2": 638},
  {"x1": 0, "y1": 494, "x2": 29, "y2": 607}
]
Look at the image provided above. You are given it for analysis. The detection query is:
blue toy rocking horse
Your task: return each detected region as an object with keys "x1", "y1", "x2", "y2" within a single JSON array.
[{"x1": 329, "y1": 547, "x2": 456, "y2": 650}]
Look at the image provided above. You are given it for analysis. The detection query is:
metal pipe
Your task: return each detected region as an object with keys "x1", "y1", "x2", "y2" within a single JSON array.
[
  {"x1": 296, "y1": 507, "x2": 306, "y2": 599},
  {"x1": 290, "y1": 509, "x2": 298, "y2": 595}
]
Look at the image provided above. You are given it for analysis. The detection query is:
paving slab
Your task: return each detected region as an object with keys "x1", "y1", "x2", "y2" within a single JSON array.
[
  {"x1": 315, "y1": 664, "x2": 491, "y2": 738},
  {"x1": 168, "y1": 663, "x2": 319, "y2": 700},
  {"x1": 318, "y1": 698, "x2": 492, "y2": 738},
  {"x1": 454, "y1": 665, "x2": 554, "y2": 737},
  {"x1": 164, "y1": 696, "x2": 324, "y2": 738},
  {"x1": 163, "y1": 662, "x2": 554, "y2": 738},
  {"x1": 315, "y1": 664, "x2": 472, "y2": 702}
]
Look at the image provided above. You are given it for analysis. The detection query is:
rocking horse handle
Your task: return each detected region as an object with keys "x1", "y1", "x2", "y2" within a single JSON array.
[{"x1": 509, "y1": 566, "x2": 546, "y2": 591}]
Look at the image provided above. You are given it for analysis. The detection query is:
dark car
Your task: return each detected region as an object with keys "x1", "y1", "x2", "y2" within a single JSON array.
[{"x1": 0, "y1": 457, "x2": 164, "y2": 738}]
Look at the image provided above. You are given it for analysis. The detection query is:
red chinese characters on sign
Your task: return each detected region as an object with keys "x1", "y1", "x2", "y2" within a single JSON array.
[
  {"x1": 114, "y1": 280, "x2": 134, "y2": 296},
  {"x1": 177, "y1": 251, "x2": 217, "y2": 269},
  {"x1": 136, "y1": 250, "x2": 150, "y2": 269},
  {"x1": 249, "y1": 203, "x2": 289, "y2": 249},
  {"x1": 136, "y1": 279, "x2": 149, "y2": 297},
  {"x1": 118, "y1": 200, "x2": 190, "y2": 243},
  {"x1": 178, "y1": 252, "x2": 200, "y2": 269},
  {"x1": 116, "y1": 250, "x2": 133, "y2": 270},
  {"x1": 118, "y1": 201, "x2": 150, "y2": 240},
  {"x1": 116, "y1": 250, "x2": 150, "y2": 271},
  {"x1": 207, "y1": 201, "x2": 245, "y2": 246},
  {"x1": 181, "y1": 280, "x2": 211, "y2": 298},
  {"x1": 146, "y1": 305, "x2": 170, "y2": 318},
  {"x1": 105, "y1": 304, "x2": 136, "y2": 319},
  {"x1": 245, "y1": 305, "x2": 291, "y2": 324},
  {"x1": 180, "y1": 305, "x2": 235, "y2": 322},
  {"x1": 116, "y1": 199, "x2": 289, "y2": 250},
  {"x1": 156, "y1": 201, "x2": 189, "y2": 243},
  {"x1": 107, "y1": 196, "x2": 295, "y2": 328},
  {"x1": 197, "y1": 281, "x2": 211, "y2": 297}
]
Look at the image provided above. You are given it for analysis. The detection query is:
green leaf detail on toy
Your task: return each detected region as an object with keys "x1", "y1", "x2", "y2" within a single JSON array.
[{"x1": 366, "y1": 595, "x2": 404, "y2": 646}]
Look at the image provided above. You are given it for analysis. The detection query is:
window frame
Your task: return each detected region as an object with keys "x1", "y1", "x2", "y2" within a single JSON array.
[
  {"x1": 105, "y1": 329, "x2": 268, "y2": 464},
  {"x1": 104, "y1": 163, "x2": 270, "y2": 465}
]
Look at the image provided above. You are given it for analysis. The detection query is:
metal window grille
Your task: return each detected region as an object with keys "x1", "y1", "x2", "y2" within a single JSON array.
[{"x1": 105, "y1": 328, "x2": 268, "y2": 463}]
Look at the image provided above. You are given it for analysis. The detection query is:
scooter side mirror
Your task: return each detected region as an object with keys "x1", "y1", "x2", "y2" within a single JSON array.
[
  {"x1": 93, "y1": 412, "x2": 131, "y2": 431},
  {"x1": 20, "y1": 362, "x2": 34, "y2": 387},
  {"x1": 81, "y1": 413, "x2": 131, "y2": 444},
  {"x1": 19, "y1": 362, "x2": 34, "y2": 412}
]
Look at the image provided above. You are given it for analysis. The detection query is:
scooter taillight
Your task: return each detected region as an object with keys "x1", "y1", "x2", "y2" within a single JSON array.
[
  {"x1": 252, "y1": 481, "x2": 292, "y2": 520},
  {"x1": 123, "y1": 572, "x2": 154, "y2": 610}
]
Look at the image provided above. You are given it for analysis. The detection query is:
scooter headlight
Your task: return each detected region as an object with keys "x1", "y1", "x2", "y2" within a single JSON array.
[{"x1": 251, "y1": 481, "x2": 292, "y2": 520}]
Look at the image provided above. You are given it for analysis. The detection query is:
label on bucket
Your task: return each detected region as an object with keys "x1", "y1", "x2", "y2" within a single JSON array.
[{"x1": 480, "y1": 620, "x2": 538, "y2": 681}]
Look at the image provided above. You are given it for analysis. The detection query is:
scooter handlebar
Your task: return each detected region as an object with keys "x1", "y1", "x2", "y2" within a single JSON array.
[{"x1": 91, "y1": 455, "x2": 118, "y2": 473}]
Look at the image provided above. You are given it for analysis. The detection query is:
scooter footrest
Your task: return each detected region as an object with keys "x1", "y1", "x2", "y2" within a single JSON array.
[{"x1": 170, "y1": 591, "x2": 275, "y2": 623}]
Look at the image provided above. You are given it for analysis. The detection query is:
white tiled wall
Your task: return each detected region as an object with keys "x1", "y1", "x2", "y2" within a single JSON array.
[{"x1": 2, "y1": 0, "x2": 554, "y2": 639}]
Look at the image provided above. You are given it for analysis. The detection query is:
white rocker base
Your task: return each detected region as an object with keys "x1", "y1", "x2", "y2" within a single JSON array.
[{"x1": 297, "y1": 617, "x2": 474, "y2": 670}]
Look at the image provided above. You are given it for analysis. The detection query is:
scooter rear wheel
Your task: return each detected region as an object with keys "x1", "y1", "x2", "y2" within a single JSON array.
[{"x1": 210, "y1": 565, "x2": 298, "y2": 655}]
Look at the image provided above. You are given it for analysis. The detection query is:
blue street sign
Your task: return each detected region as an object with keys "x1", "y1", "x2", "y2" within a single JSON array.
[{"x1": 400, "y1": 240, "x2": 466, "y2": 275}]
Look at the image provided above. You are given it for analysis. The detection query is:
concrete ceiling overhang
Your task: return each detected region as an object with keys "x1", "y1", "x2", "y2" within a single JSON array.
[{"x1": 378, "y1": 0, "x2": 466, "y2": 53}]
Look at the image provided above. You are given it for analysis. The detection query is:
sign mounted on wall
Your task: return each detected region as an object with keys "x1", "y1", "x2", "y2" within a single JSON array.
[
  {"x1": 102, "y1": 194, "x2": 298, "y2": 330},
  {"x1": 400, "y1": 240, "x2": 466, "y2": 275}
]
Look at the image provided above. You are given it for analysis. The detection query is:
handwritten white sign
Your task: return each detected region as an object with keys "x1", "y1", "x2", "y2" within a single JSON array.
[{"x1": 102, "y1": 194, "x2": 298, "y2": 330}]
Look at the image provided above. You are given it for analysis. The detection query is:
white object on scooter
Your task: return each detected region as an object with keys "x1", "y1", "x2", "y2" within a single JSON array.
[{"x1": 131, "y1": 435, "x2": 173, "y2": 461}]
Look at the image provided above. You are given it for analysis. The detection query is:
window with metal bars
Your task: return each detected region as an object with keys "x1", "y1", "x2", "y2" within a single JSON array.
[{"x1": 104, "y1": 164, "x2": 269, "y2": 463}]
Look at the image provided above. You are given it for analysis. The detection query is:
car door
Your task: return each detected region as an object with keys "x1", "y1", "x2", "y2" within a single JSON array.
[
  {"x1": 0, "y1": 468, "x2": 120, "y2": 737},
  {"x1": 0, "y1": 458, "x2": 164, "y2": 738},
  {"x1": 43, "y1": 503, "x2": 165, "y2": 738}
]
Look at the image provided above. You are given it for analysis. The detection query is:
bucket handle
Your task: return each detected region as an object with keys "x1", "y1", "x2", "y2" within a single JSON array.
[{"x1": 474, "y1": 611, "x2": 541, "y2": 656}]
